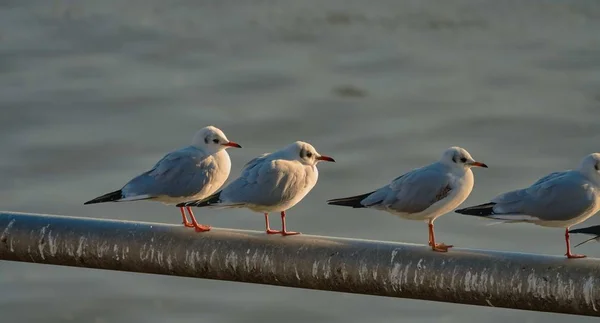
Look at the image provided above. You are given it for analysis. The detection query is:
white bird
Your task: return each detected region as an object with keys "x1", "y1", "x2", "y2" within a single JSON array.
[
  {"x1": 84, "y1": 126, "x2": 241, "y2": 232},
  {"x1": 178, "y1": 141, "x2": 335, "y2": 235},
  {"x1": 456, "y1": 153, "x2": 600, "y2": 259},
  {"x1": 327, "y1": 146, "x2": 487, "y2": 252}
]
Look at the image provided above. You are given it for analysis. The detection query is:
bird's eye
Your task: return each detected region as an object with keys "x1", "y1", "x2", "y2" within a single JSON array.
[
  {"x1": 460, "y1": 157, "x2": 467, "y2": 163},
  {"x1": 212, "y1": 139, "x2": 219, "y2": 144},
  {"x1": 306, "y1": 152, "x2": 313, "y2": 158}
]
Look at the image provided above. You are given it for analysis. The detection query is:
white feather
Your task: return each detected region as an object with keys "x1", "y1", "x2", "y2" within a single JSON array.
[
  {"x1": 485, "y1": 214, "x2": 541, "y2": 221},
  {"x1": 117, "y1": 195, "x2": 153, "y2": 202}
]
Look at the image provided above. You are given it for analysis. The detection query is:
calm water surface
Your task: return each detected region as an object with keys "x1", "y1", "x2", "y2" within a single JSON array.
[{"x1": 2, "y1": 0, "x2": 600, "y2": 322}]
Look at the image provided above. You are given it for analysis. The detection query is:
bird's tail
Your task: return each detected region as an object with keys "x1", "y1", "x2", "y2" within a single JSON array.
[
  {"x1": 327, "y1": 192, "x2": 374, "y2": 208},
  {"x1": 84, "y1": 190, "x2": 124, "y2": 205},
  {"x1": 455, "y1": 202, "x2": 496, "y2": 216},
  {"x1": 177, "y1": 191, "x2": 222, "y2": 208}
]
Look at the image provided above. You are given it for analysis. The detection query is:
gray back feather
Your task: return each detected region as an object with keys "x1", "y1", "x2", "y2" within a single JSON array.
[
  {"x1": 364, "y1": 163, "x2": 452, "y2": 214},
  {"x1": 221, "y1": 158, "x2": 316, "y2": 207},
  {"x1": 491, "y1": 171, "x2": 596, "y2": 221},
  {"x1": 123, "y1": 146, "x2": 221, "y2": 198}
]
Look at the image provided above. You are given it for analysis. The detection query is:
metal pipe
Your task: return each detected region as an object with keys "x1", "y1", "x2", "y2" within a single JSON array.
[{"x1": 1, "y1": 211, "x2": 599, "y2": 316}]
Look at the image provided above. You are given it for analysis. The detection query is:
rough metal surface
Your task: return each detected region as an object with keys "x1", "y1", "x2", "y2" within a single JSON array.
[{"x1": 1, "y1": 211, "x2": 599, "y2": 316}]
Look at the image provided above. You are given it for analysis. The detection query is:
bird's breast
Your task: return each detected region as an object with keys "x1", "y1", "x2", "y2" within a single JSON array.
[{"x1": 448, "y1": 170, "x2": 475, "y2": 205}]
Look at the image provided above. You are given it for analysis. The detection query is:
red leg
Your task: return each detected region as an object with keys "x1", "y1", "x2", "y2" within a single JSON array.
[
  {"x1": 265, "y1": 213, "x2": 281, "y2": 234},
  {"x1": 180, "y1": 207, "x2": 194, "y2": 228},
  {"x1": 565, "y1": 227, "x2": 586, "y2": 259},
  {"x1": 428, "y1": 226, "x2": 433, "y2": 246},
  {"x1": 186, "y1": 207, "x2": 211, "y2": 232},
  {"x1": 429, "y1": 220, "x2": 452, "y2": 252},
  {"x1": 280, "y1": 211, "x2": 300, "y2": 236}
]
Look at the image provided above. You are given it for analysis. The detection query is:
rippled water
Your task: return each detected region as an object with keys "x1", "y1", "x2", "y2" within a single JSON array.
[{"x1": 2, "y1": 0, "x2": 600, "y2": 322}]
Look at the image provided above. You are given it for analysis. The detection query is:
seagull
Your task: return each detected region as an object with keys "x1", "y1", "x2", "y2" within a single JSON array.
[
  {"x1": 177, "y1": 141, "x2": 335, "y2": 235},
  {"x1": 84, "y1": 126, "x2": 241, "y2": 232},
  {"x1": 569, "y1": 225, "x2": 600, "y2": 247},
  {"x1": 456, "y1": 153, "x2": 600, "y2": 259},
  {"x1": 327, "y1": 146, "x2": 487, "y2": 252}
]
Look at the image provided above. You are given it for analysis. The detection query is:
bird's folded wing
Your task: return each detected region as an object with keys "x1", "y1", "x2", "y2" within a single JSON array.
[
  {"x1": 490, "y1": 173, "x2": 595, "y2": 221},
  {"x1": 242, "y1": 153, "x2": 271, "y2": 172},
  {"x1": 529, "y1": 171, "x2": 568, "y2": 186},
  {"x1": 219, "y1": 159, "x2": 305, "y2": 206},
  {"x1": 368, "y1": 166, "x2": 452, "y2": 214},
  {"x1": 126, "y1": 149, "x2": 216, "y2": 198}
]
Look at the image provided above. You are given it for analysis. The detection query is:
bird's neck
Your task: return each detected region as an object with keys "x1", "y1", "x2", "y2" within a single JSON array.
[
  {"x1": 194, "y1": 145, "x2": 223, "y2": 156},
  {"x1": 576, "y1": 168, "x2": 600, "y2": 186}
]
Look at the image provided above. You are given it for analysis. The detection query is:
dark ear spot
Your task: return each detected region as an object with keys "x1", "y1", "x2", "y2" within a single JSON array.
[
  {"x1": 204, "y1": 137, "x2": 209, "y2": 144},
  {"x1": 595, "y1": 163, "x2": 599, "y2": 171},
  {"x1": 299, "y1": 149, "x2": 304, "y2": 158},
  {"x1": 452, "y1": 154, "x2": 457, "y2": 163}
]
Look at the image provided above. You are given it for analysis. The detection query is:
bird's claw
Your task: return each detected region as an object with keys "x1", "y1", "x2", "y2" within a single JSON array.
[
  {"x1": 266, "y1": 229, "x2": 300, "y2": 236},
  {"x1": 281, "y1": 231, "x2": 301, "y2": 236},
  {"x1": 194, "y1": 225, "x2": 211, "y2": 232},
  {"x1": 431, "y1": 243, "x2": 453, "y2": 252}
]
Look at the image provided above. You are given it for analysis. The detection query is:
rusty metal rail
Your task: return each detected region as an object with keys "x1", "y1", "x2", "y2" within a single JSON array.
[{"x1": 1, "y1": 211, "x2": 599, "y2": 316}]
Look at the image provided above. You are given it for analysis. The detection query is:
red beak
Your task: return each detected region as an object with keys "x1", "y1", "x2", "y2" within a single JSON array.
[
  {"x1": 316, "y1": 155, "x2": 335, "y2": 162},
  {"x1": 222, "y1": 141, "x2": 242, "y2": 148},
  {"x1": 469, "y1": 161, "x2": 488, "y2": 168}
]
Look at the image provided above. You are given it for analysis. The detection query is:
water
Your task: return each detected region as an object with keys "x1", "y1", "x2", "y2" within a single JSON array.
[{"x1": 2, "y1": 0, "x2": 600, "y2": 322}]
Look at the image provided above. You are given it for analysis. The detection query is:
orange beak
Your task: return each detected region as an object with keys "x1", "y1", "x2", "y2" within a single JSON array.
[
  {"x1": 316, "y1": 155, "x2": 336, "y2": 162},
  {"x1": 222, "y1": 141, "x2": 242, "y2": 148},
  {"x1": 469, "y1": 161, "x2": 488, "y2": 168}
]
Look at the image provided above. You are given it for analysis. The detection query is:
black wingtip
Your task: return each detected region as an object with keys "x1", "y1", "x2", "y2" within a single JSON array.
[
  {"x1": 177, "y1": 191, "x2": 222, "y2": 208},
  {"x1": 326, "y1": 191, "x2": 374, "y2": 208},
  {"x1": 569, "y1": 225, "x2": 600, "y2": 236},
  {"x1": 455, "y1": 202, "x2": 496, "y2": 216},
  {"x1": 570, "y1": 226, "x2": 600, "y2": 247},
  {"x1": 84, "y1": 190, "x2": 123, "y2": 205}
]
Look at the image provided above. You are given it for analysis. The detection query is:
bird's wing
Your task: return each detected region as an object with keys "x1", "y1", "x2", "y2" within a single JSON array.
[
  {"x1": 489, "y1": 172, "x2": 596, "y2": 222},
  {"x1": 363, "y1": 164, "x2": 453, "y2": 214},
  {"x1": 219, "y1": 159, "x2": 311, "y2": 207},
  {"x1": 530, "y1": 171, "x2": 568, "y2": 186},
  {"x1": 124, "y1": 148, "x2": 218, "y2": 198},
  {"x1": 242, "y1": 153, "x2": 271, "y2": 171}
]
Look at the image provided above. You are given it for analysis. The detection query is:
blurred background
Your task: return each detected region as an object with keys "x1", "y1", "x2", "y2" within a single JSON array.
[{"x1": 2, "y1": 0, "x2": 600, "y2": 322}]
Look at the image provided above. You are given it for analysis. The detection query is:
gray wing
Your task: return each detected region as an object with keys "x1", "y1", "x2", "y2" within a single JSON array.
[
  {"x1": 530, "y1": 171, "x2": 568, "y2": 186},
  {"x1": 123, "y1": 147, "x2": 217, "y2": 198},
  {"x1": 490, "y1": 172, "x2": 596, "y2": 221},
  {"x1": 219, "y1": 159, "x2": 310, "y2": 207},
  {"x1": 362, "y1": 164, "x2": 452, "y2": 214},
  {"x1": 242, "y1": 153, "x2": 270, "y2": 171}
]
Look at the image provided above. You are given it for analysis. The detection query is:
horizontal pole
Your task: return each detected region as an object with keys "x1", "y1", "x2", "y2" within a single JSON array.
[{"x1": 1, "y1": 211, "x2": 599, "y2": 316}]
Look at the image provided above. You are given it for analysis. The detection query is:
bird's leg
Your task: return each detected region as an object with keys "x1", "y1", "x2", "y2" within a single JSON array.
[
  {"x1": 265, "y1": 213, "x2": 281, "y2": 234},
  {"x1": 180, "y1": 207, "x2": 194, "y2": 228},
  {"x1": 428, "y1": 227, "x2": 433, "y2": 246},
  {"x1": 186, "y1": 207, "x2": 211, "y2": 232},
  {"x1": 428, "y1": 221, "x2": 438, "y2": 249},
  {"x1": 429, "y1": 220, "x2": 452, "y2": 252},
  {"x1": 280, "y1": 211, "x2": 300, "y2": 236},
  {"x1": 565, "y1": 227, "x2": 586, "y2": 259}
]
